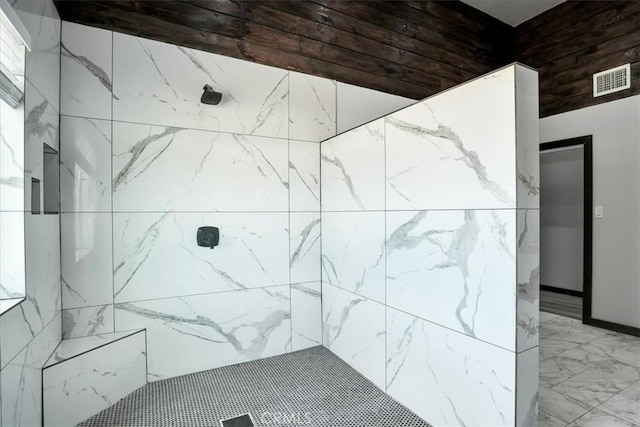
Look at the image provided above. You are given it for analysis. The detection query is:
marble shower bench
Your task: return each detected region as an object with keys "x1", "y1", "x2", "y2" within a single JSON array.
[{"x1": 42, "y1": 329, "x2": 147, "y2": 426}]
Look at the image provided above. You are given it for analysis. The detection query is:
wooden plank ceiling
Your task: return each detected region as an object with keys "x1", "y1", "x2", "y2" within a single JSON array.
[
  {"x1": 517, "y1": 1, "x2": 640, "y2": 117},
  {"x1": 53, "y1": 0, "x2": 515, "y2": 100}
]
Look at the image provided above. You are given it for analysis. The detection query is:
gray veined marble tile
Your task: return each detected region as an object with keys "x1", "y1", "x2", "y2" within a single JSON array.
[
  {"x1": 386, "y1": 307, "x2": 516, "y2": 427},
  {"x1": 291, "y1": 282, "x2": 322, "y2": 351},
  {"x1": 62, "y1": 305, "x2": 115, "y2": 339},
  {"x1": 112, "y1": 122, "x2": 288, "y2": 212},
  {"x1": 539, "y1": 385, "x2": 592, "y2": 423},
  {"x1": 113, "y1": 212, "x2": 289, "y2": 303},
  {"x1": 43, "y1": 331, "x2": 147, "y2": 427},
  {"x1": 516, "y1": 65, "x2": 540, "y2": 209},
  {"x1": 290, "y1": 212, "x2": 321, "y2": 284},
  {"x1": 113, "y1": 32, "x2": 288, "y2": 138},
  {"x1": 598, "y1": 392, "x2": 640, "y2": 426},
  {"x1": 16, "y1": 1, "x2": 61, "y2": 112},
  {"x1": 518, "y1": 210, "x2": 540, "y2": 352},
  {"x1": 539, "y1": 354, "x2": 591, "y2": 389},
  {"x1": 567, "y1": 408, "x2": 639, "y2": 427},
  {"x1": 385, "y1": 68, "x2": 518, "y2": 210},
  {"x1": 61, "y1": 21, "x2": 113, "y2": 119},
  {"x1": 539, "y1": 337, "x2": 581, "y2": 361},
  {"x1": 0, "y1": 101, "x2": 25, "y2": 211},
  {"x1": 386, "y1": 209, "x2": 517, "y2": 350},
  {"x1": 517, "y1": 347, "x2": 539, "y2": 427},
  {"x1": 60, "y1": 117, "x2": 112, "y2": 212},
  {"x1": 1, "y1": 313, "x2": 61, "y2": 427},
  {"x1": 0, "y1": 212, "x2": 25, "y2": 299},
  {"x1": 322, "y1": 283, "x2": 385, "y2": 389},
  {"x1": 321, "y1": 118, "x2": 384, "y2": 211},
  {"x1": 538, "y1": 410, "x2": 568, "y2": 427},
  {"x1": 289, "y1": 140, "x2": 320, "y2": 211},
  {"x1": 289, "y1": 71, "x2": 336, "y2": 142},
  {"x1": 115, "y1": 286, "x2": 291, "y2": 380},
  {"x1": 61, "y1": 213, "x2": 113, "y2": 309},
  {"x1": 552, "y1": 363, "x2": 640, "y2": 408},
  {"x1": 321, "y1": 211, "x2": 385, "y2": 303}
]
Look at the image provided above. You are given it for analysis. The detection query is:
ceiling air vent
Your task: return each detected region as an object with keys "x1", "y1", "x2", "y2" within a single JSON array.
[{"x1": 593, "y1": 64, "x2": 631, "y2": 97}]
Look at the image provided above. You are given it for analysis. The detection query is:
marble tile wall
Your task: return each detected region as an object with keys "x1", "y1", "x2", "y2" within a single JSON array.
[
  {"x1": 320, "y1": 64, "x2": 540, "y2": 427},
  {"x1": 0, "y1": 0, "x2": 62, "y2": 426},
  {"x1": 58, "y1": 21, "x2": 408, "y2": 381}
]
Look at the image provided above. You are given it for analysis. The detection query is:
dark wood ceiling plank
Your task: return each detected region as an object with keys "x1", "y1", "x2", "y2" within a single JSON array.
[
  {"x1": 259, "y1": 0, "x2": 493, "y2": 74},
  {"x1": 364, "y1": 1, "x2": 505, "y2": 65},
  {"x1": 517, "y1": 4, "x2": 639, "y2": 63},
  {"x1": 96, "y1": 0, "x2": 466, "y2": 90},
  {"x1": 53, "y1": 0, "x2": 430, "y2": 100},
  {"x1": 180, "y1": 0, "x2": 476, "y2": 81}
]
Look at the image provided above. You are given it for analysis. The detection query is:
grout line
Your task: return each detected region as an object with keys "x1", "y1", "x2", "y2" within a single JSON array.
[
  {"x1": 287, "y1": 70, "x2": 293, "y2": 353},
  {"x1": 383, "y1": 113, "x2": 388, "y2": 393},
  {"x1": 111, "y1": 29, "x2": 116, "y2": 335}
]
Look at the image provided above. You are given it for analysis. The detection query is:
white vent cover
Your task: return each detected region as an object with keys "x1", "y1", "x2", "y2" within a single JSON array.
[{"x1": 593, "y1": 64, "x2": 631, "y2": 97}]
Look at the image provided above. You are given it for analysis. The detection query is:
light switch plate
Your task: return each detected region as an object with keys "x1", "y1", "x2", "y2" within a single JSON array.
[{"x1": 594, "y1": 206, "x2": 604, "y2": 219}]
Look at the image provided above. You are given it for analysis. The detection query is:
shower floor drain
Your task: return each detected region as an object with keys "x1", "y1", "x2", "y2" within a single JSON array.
[{"x1": 220, "y1": 413, "x2": 254, "y2": 427}]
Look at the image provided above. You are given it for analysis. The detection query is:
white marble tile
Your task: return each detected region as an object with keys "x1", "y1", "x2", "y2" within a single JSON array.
[
  {"x1": 0, "y1": 212, "x2": 25, "y2": 299},
  {"x1": 62, "y1": 305, "x2": 115, "y2": 339},
  {"x1": 321, "y1": 212, "x2": 385, "y2": 303},
  {"x1": 539, "y1": 386, "x2": 593, "y2": 423},
  {"x1": 336, "y1": 81, "x2": 415, "y2": 134},
  {"x1": 322, "y1": 283, "x2": 385, "y2": 389},
  {"x1": 538, "y1": 410, "x2": 567, "y2": 427},
  {"x1": 539, "y1": 337, "x2": 580, "y2": 361},
  {"x1": 24, "y1": 81, "x2": 59, "y2": 212},
  {"x1": 1, "y1": 313, "x2": 61, "y2": 427},
  {"x1": 386, "y1": 209, "x2": 517, "y2": 350},
  {"x1": 517, "y1": 346, "x2": 539, "y2": 427},
  {"x1": 552, "y1": 364, "x2": 640, "y2": 407},
  {"x1": 385, "y1": 67, "x2": 517, "y2": 210},
  {"x1": 0, "y1": 101, "x2": 25, "y2": 211},
  {"x1": 115, "y1": 286, "x2": 291, "y2": 380},
  {"x1": 113, "y1": 212, "x2": 289, "y2": 303},
  {"x1": 61, "y1": 22, "x2": 113, "y2": 119},
  {"x1": 289, "y1": 71, "x2": 336, "y2": 142},
  {"x1": 599, "y1": 388, "x2": 640, "y2": 426},
  {"x1": 60, "y1": 117, "x2": 112, "y2": 212},
  {"x1": 291, "y1": 282, "x2": 322, "y2": 351},
  {"x1": 43, "y1": 330, "x2": 146, "y2": 426},
  {"x1": 61, "y1": 213, "x2": 113, "y2": 309},
  {"x1": 567, "y1": 408, "x2": 638, "y2": 427},
  {"x1": 290, "y1": 212, "x2": 321, "y2": 284},
  {"x1": 113, "y1": 33, "x2": 288, "y2": 138},
  {"x1": 289, "y1": 140, "x2": 320, "y2": 211},
  {"x1": 516, "y1": 66, "x2": 540, "y2": 209},
  {"x1": 321, "y1": 118, "x2": 384, "y2": 211},
  {"x1": 386, "y1": 307, "x2": 516, "y2": 427},
  {"x1": 112, "y1": 123, "x2": 288, "y2": 212},
  {"x1": 518, "y1": 209, "x2": 540, "y2": 352},
  {"x1": 17, "y1": 1, "x2": 60, "y2": 112},
  {"x1": 580, "y1": 334, "x2": 640, "y2": 368},
  {"x1": 45, "y1": 329, "x2": 142, "y2": 367},
  {"x1": 539, "y1": 355, "x2": 591, "y2": 389}
]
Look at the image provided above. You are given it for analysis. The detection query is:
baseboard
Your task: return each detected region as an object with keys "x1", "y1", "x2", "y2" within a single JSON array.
[
  {"x1": 541, "y1": 284, "x2": 584, "y2": 298},
  {"x1": 584, "y1": 318, "x2": 640, "y2": 337}
]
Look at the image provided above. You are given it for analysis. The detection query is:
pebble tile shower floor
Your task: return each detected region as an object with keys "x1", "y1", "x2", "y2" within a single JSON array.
[{"x1": 79, "y1": 346, "x2": 431, "y2": 427}]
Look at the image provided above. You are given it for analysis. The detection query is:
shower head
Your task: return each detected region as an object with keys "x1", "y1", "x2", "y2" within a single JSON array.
[{"x1": 201, "y1": 84, "x2": 222, "y2": 105}]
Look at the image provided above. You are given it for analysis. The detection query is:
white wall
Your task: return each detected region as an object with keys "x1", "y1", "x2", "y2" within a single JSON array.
[
  {"x1": 336, "y1": 82, "x2": 415, "y2": 134},
  {"x1": 0, "y1": 0, "x2": 62, "y2": 426},
  {"x1": 58, "y1": 21, "x2": 413, "y2": 382},
  {"x1": 540, "y1": 147, "x2": 585, "y2": 292},
  {"x1": 540, "y1": 95, "x2": 640, "y2": 329},
  {"x1": 321, "y1": 65, "x2": 540, "y2": 426}
]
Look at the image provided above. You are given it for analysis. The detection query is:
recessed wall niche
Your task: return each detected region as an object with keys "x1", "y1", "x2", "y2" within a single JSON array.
[
  {"x1": 31, "y1": 178, "x2": 41, "y2": 214},
  {"x1": 43, "y1": 143, "x2": 59, "y2": 214}
]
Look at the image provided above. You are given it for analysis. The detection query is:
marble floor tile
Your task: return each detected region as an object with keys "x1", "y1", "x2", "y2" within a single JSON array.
[
  {"x1": 539, "y1": 355, "x2": 590, "y2": 388},
  {"x1": 539, "y1": 338, "x2": 581, "y2": 361},
  {"x1": 620, "y1": 381, "x2": 640, "y2": 402},
  {"x1": 598, "y1": 393, "x2": 640, "y2": 426},
  {"x1": 566, "y1": 408, "x2": 638, "y2": 427},
  {"x1": 539, "y1": 386, "x2": 592, "y2": 423},
  {"x1": 552, "y1": 364, "x2": 640, "y2": 408},
  {"x1": 539, "y1": 410, "x2": 570, "y2": 427}
]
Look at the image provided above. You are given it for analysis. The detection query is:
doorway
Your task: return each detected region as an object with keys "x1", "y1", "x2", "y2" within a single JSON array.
[{"x1": 539, "y1": 136, "x2": 593, "y2": 322}]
